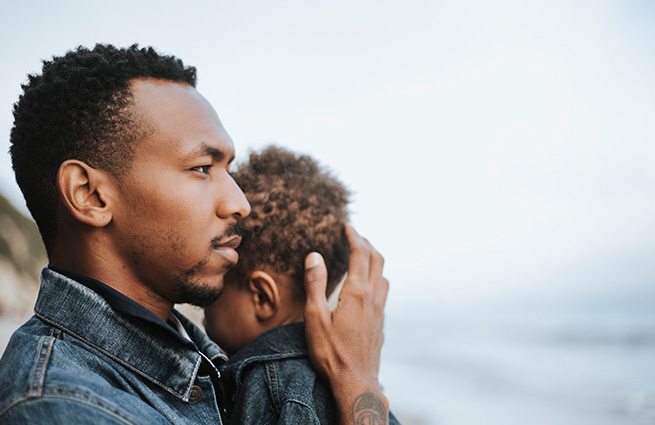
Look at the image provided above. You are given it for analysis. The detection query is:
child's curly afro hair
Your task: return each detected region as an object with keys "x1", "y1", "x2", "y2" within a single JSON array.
[{"x1": 230, "y1": 145, "x2": 351, "y2": 297}]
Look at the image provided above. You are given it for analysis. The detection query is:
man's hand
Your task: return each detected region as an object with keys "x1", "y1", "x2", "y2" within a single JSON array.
[{"x1": 304, "y1": 224, "x2": 390, "y2": 425}]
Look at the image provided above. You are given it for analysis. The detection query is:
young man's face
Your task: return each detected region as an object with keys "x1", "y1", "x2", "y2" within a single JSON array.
[{"x1": 110, "y1": 79, "x2": 250, "y2": 307}]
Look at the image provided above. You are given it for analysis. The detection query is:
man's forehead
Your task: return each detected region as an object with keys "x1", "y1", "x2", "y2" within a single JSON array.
[
  {"x1": 129, "y1": 78, "x2": 201, "y2": 111},
  {"x1": 129, "y1": 78, "x2": 235, "y2": 160},
  {"x1": 181, "y1": 141, "x2": 235, "y2": 162},
  {"x1": 129, "y1": 76, "x2": 192, "y2": 90}
]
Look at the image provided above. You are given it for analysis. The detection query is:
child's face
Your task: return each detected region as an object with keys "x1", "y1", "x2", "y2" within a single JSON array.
[{"x1": 204, "y1": 274, "x2": 259, "y2": 356}]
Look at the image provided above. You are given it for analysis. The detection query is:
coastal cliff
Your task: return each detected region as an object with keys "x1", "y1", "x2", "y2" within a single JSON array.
[{"x1": 0, "y1": 193, "x2": 45, "y2": 315}]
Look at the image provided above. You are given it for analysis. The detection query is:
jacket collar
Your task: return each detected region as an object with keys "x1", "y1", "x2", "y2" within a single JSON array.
[
  {"x1": 220, "y1": 322, "x2": 307, "y2": 396},
  {"x1": 35, "y1": 267, "x2": 225, "y2": 401}
]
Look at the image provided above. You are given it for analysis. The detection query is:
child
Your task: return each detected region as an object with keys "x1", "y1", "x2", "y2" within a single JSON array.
[{"x1": 204, "y1": 145, "x2": 400, "y2": 424}]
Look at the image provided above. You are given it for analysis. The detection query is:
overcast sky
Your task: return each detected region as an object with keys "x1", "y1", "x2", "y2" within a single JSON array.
[{"x1": 1, "y1": 0, "x2": 653, "y2": 309}]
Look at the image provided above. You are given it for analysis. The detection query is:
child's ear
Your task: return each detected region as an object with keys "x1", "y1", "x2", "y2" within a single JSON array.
[
  {"x1": 57, "y1": 159, "x2": 115, "y2": 227},
  {"x1": 248, "y1": 271, "x2": 280, "y2": 322}
]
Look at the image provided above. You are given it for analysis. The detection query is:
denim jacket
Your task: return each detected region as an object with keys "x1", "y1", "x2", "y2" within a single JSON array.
[
  {"x1": 0, "y1": 267, "x2": 228, "y2": 424},
  {"x1": 220, "y1": 322, "x2": 401, "y2": 425}
]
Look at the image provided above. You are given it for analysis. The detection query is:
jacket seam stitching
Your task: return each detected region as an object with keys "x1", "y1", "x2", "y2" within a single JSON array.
[
  {"x1": 36, "y1": 328, "x2": 57, "y2": 395},
  {"x1": 27, "y1": 334, "x2": 47, "y2": 395},
  {"x1": 28, "y1": 327, "x2": 56, "y2": 397},
  {"x1": 283, "y1": 394, "x2": 317, "y2": 409},
  {"x1": 265, "y1": 361, "x2": 281, "y2": 414},
  {"x1": 0, "y1": 393, "x2": 148, "y2": 425},
  {"x1": 282, "y1": 398, "x2": 321, "y2": 424},
  {"x1": 34, "y1": 312, "x2": 197, "y2": 401}
]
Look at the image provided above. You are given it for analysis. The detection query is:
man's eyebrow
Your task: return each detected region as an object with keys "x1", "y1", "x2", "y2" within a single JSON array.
[{"x1": 183, "y1": 143, "x2": 233, "y2": 162}]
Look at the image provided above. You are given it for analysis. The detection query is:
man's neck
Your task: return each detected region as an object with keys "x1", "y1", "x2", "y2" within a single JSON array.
[{"x1": 49, "y1": 254, "x2": 174, "y2": 320}]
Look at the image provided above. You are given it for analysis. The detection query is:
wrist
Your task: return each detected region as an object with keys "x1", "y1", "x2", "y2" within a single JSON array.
[{"x1": 328, "y1": 372, "x2": 390, "y2": 425}]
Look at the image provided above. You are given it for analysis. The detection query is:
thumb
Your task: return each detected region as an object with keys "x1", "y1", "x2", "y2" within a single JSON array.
[{"x1": 304, "y1": 252, "x2": 329, "y2": 317}]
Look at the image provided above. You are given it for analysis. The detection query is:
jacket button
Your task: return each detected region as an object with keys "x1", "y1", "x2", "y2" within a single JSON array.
[{"x1": 189, "y1": 385, "x2": 203, "y2": 404}]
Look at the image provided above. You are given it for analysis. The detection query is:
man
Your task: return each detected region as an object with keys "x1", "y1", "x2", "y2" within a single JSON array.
[{"x1": 0, "y1": 44, "x2": 389, "y2": 425}]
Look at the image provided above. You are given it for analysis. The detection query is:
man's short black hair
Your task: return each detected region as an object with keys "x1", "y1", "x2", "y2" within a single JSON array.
[
  {"x1": 10, "y1": 43, "x2": 197, "y2": 253},
  {"x1": 230, "y1": 145, "x2": 351, "y2": 297}
]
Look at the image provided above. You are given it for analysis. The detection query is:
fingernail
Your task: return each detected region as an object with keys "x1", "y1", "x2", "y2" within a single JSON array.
[{"x1": 306, "y1": 252, "x2": 321, "y2": 267}]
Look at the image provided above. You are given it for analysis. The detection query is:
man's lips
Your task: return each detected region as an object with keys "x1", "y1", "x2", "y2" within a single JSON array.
[
  {"x1": 214, "y1": 235, "x2": 242, "y2": 250},
  {"x1": 212, "y1": 235, "x2": 242, "y2": 265}
]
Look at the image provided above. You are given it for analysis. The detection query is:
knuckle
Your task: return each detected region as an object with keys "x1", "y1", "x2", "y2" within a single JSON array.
[
  {"x1": 305, "y1": 276, "x2": 321, "y2": 286},
  {"x1": 304, "y1": 302, "x2": 322, "y2": 317},
  {"x1": 363, "y1": 239, "x2": 373, "y2": 254},
  {"x1": 353, "y1": 236, "x2": 370, "y2": 254},
  {"x1": 304, "y1": 265, "x2": 319, "y2": 277},
  {"x1": 350, "y1": 284, "x2": 371, "y2": 300},
  {"x1": 305, "y1": 271, "x2": 327, "y2": 285}
]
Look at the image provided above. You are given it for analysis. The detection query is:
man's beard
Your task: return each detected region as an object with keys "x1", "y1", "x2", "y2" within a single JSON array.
[
  {"x1": 176, "y1": 274, "x2": 223, "y2": 307},
  {"x1": 175, "y1": 223, "x2": 241, "y2": 307}
]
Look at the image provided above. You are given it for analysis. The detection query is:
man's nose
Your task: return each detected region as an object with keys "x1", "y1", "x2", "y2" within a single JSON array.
[{"x1": 216, "y1": 173, "x2": 251, "y2": 219}]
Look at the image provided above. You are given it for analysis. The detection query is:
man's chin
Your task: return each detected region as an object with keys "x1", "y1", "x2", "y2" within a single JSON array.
[{"x1": 175, "y1": 279, "x2": 223, "y2": 308}]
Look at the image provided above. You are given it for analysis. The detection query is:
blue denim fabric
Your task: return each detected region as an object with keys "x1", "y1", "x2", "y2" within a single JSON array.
[
  {"x1": 220, "y1": 322, "x2": 401, "y2": 425},
  {"x1": 0, "y1": 268, "x2": 228, "y2": 424}
]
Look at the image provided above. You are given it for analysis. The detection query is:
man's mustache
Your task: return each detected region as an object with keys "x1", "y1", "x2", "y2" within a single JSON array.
[{"x1": 211, "y1": 223, "x2": 243, "y2": 246}]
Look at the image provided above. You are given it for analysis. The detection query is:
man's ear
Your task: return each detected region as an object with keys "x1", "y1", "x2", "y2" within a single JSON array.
[
  {"x1": 248, "y1": 270, "x2": 280, "y2": 322},
  {"x1": 57, "y1": 159, "x2": 115, "y2": 227}
]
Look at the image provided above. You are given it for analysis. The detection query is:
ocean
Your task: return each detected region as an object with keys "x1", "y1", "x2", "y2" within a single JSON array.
[{"x1": 380, "y1": 304, "x2": 655, "y2": 425}]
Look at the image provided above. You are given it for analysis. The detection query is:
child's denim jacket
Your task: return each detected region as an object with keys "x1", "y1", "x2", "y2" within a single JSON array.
[{"x1": 219, "y1": 322, "x2": 401, "y2": 425}]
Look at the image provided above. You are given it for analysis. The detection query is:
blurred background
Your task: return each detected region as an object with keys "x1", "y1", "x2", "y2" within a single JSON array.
[{"x1": 1, "y1": 1, "x2": 653, "y2": 424}]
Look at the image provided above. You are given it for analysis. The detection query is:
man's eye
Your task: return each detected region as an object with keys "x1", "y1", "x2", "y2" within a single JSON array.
[{"x1": 192, "y1": 165, "x2": 212, "y2": 174}]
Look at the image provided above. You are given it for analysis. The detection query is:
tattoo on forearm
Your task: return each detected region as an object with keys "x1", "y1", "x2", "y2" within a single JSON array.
[{"x1": 351, "y1": 393, "x2": 388, "y2": 425}]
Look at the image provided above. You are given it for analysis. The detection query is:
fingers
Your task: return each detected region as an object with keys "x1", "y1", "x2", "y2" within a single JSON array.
[
  {"x1": 378, "y1": 276, "x2": 390, "y2": 308},
  {"x1": 344, "y1": 224, "x2": 370, "y2": 287},
  {"x1": 367, "y1": 240, "x2": 385, "y2": 293},
  {"x1": 303, "y1": 252, "x2": 330, "y2": 321},
  {"x1": 345, "y1": 224, "x2": 387, "y2": 300}
]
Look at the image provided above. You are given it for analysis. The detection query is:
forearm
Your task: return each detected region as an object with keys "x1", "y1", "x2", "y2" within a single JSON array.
[{"x1": 330, "y1": 377, "x2": 389, "y2": 425}]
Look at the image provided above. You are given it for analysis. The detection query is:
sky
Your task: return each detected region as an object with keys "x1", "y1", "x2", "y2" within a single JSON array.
[{"x1": 0, "y1": 0, "x2": 653, "y2": 311}]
